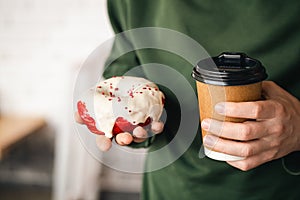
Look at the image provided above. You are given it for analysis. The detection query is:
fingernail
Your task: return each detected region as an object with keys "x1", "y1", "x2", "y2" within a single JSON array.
[
  {"x1": 203, "y1": 135, "x2": 216, "y2": 147},
  {"x1": 201, "y1": 119, "x2": 210, "y2": 131},
  {"x1": 215, "y1": 103, "x2": 225, "y2": 115}
]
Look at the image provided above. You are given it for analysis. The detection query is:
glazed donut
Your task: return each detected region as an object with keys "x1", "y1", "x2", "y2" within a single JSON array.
[{"x1": 77, "y1": 76, "x2": 165, "y2": 138}]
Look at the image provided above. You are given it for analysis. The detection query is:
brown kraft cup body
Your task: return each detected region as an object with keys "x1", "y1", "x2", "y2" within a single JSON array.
[{"x1": 192, "y1": 52, "x2": 268, "y2": 161}]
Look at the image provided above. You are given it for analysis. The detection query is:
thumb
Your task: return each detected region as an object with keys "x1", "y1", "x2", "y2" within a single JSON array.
[{"x1": 262, "y1": 81, "x2": 289, "y2": 99}]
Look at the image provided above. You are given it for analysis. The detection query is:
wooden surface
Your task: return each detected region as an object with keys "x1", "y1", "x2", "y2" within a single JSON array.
[{"x1": 0, "y1": 115, "x2": 46, "y2": 159}]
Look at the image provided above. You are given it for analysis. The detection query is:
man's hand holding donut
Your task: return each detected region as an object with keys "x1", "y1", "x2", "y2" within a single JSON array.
[
  {"x1": 74, "y1": 76, "x2": 165, "y2": 151},
  {"x1": 75, "y1": 112, "x2": 164, "y2": 151}
]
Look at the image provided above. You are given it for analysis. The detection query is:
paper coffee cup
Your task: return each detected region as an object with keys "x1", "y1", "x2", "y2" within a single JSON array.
[{"x1": 192, "y1": 52, "x2": 268, "y2": 161}]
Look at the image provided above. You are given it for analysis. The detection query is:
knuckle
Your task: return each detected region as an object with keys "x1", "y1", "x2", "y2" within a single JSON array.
[
  {"x1": 272, "y1": 123, "x2": 285, "y2": 135},
  {"x1": 274, "y1": 101, "x2": 285, "y2": 115},
  {"x1": 252, "y1": 102, "x2": 263, "y2": 118},
  {"x1": 269, "y1": 140, "x2": 281, "y2": 149},
  {"x1": 241, "y1": 144, "x2": 254, "y2": 157},
  {"x1": 239, "y1": 162, "x2": 252, "y2": 171},
  {"x1": 265, "y1": 149, "x2": 279, "y2": 161},
  {"x1": 239, "y1": 125, "x2": 252, "y2": 140}
]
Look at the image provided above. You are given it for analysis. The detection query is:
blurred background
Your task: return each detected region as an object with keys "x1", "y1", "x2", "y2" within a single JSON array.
[{"x1": 0, "y1": 0, "x2": 143, "y2": 199}]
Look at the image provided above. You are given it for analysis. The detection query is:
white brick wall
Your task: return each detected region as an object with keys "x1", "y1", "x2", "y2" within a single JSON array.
[
  {"x1": 0, "y1": 0, "x2": 112, "y2": 120},
  {"x1": 0, "y1": 0, "x2": 144, "y2": 198}
]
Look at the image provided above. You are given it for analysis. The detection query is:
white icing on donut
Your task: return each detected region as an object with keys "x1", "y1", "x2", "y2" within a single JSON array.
[{"x1": 93, "y1": 76, "x2": 165, "y2": 138}]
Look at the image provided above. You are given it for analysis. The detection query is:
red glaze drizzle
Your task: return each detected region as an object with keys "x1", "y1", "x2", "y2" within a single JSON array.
[
  {"x1": 77, "y1": 101, "x2": 105, "y2": 135},
  {"x1": 112, "y1": 117, "x2": 152, "y2": 135},
  {"x1": 77, "y1": 101, "x2": 153, "y2": 136}
]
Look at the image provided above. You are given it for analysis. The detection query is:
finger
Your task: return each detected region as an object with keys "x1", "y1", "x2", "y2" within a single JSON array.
[
  {"x1": 96, "y1": 135, "x2": 112, "y2": 151},
  {"x1": 201, "y1": 119, "x2": 268, "y2": 141},
  {"x1": 203, "y1": 134, "x2": 272, "y2": 157},
  {"x1": 133, "y1": 126, "x2": 148, "y2": 138},
  {"x1": 115, "y1": 132, "x2": 133, "y2": 146},
  {"x1": 151, "y1": 121, "x2": 164, "y2": 134},
  {"x1": 74, "y1": 112, "x2": 84, "y2": 124},
  {"x1": 227, "y1": 148, "x2": 278, "y2": 171},
  {"x1": 215, "y1": 101, "x2": 277, "y2": 120},
  {"x1": 132, "y1": 127, "x2": 148, "y2": 143}
]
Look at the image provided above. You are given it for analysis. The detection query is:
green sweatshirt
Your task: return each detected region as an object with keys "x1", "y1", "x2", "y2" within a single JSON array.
[{"x1": 103, "y1": 0, "x2": 300, "y2": 199}]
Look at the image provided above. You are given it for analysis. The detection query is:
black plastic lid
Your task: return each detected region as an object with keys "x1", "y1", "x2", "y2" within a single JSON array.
[{"x1": 192, "y1": 52, "x2": 268, "y2": 86}]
